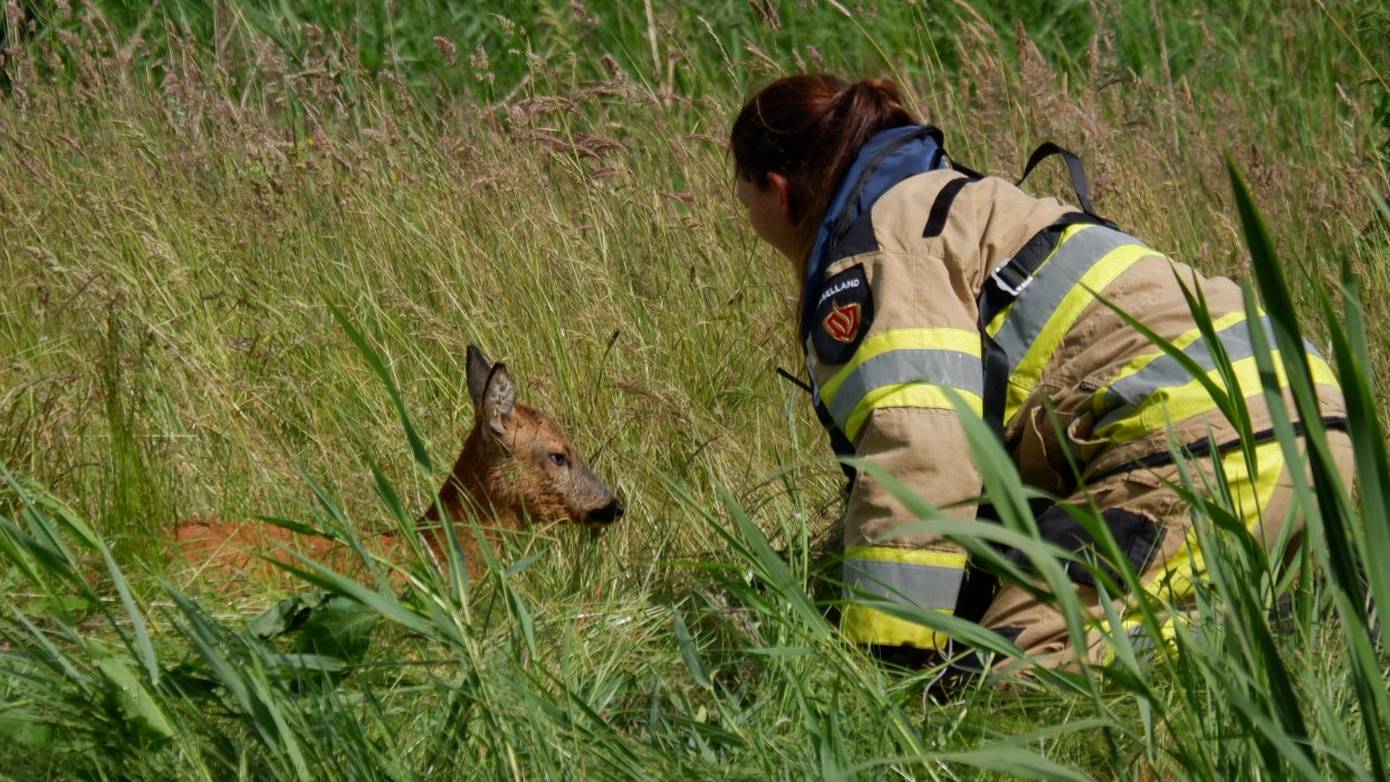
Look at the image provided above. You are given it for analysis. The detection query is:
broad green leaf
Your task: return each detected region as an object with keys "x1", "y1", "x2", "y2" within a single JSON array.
[
  {"x1": 100, "y1": 545, "x2": 159, "y2": 685},
  {"x1": 93, "y1": 655, "x2": 175, "y2": 741},
  {"x1": 672, "y1": 607, "x2": 711, "y2": 689}
]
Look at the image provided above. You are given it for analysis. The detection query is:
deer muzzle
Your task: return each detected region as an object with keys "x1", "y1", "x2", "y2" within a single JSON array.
[{"x1": 585, "y1": 498, "x2": 624, "y2": 526}]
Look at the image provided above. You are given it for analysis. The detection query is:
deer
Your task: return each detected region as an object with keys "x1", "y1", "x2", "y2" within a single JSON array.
[{"x1": 174, "y1": 344, "x2": 622, "y2": 591}]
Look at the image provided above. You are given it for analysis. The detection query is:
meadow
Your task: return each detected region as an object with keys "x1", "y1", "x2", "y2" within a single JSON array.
[{"x1": 2, "y1": 0, "x2": 1389, "y2": 778}]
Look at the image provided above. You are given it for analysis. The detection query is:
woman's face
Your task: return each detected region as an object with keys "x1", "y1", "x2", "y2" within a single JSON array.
[{"x1": 735, "y1": 174, "x2": 798, "y2": 262}]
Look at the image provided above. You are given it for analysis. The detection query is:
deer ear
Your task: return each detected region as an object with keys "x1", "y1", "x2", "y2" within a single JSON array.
[
  {"x1": 480, "y1": 363, "x2": 515, "y2": 436},
  {"x1": 466, "y1": 344, "x2": 492, "y2": 406}
]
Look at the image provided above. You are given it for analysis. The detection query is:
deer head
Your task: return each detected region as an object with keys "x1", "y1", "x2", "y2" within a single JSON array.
[{"x1": 424, "y1": 345, "x2": 623, "y2": 534}]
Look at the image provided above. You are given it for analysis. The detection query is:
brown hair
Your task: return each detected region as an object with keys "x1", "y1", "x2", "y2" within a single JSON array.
[{"x1": 730, "y1": 74, "x2": 918, "y2": 261}]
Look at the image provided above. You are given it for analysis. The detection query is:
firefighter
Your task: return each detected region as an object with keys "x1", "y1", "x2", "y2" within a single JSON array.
[{"x1": 730, "y1": 73, "x2": 1353, "y2": 670}]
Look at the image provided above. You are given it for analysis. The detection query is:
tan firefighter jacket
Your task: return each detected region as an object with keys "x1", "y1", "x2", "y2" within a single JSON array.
[{"x1": 800, "y1": 126, "x2": 1346, "y2": 650}]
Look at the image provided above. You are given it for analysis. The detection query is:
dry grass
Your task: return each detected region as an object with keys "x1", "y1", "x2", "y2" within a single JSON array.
[
  {"x1": 3, "y1": 0, "x2": 1386, "y2": 592},
  {"x1": 1, "y1": 1, "x2": 1387, "y2": 778}
]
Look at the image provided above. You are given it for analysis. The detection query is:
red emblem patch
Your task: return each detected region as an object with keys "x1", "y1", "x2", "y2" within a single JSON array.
[{"x1": 823, "y1": 299, "x2": 862, "y2": 343}]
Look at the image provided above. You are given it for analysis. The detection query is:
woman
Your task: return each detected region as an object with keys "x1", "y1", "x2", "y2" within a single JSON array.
[{"x1": 731, "y1": 74, "x2": 1352, "y2": 670}]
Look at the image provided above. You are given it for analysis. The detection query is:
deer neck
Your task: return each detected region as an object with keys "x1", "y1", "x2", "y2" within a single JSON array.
[{"x1": 423, "y1": 426, "x2": 524, "y2": 535}]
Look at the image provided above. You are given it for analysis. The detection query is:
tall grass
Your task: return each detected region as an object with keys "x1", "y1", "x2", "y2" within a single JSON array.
[{"x1": 2, "y1": 0, "x2": 1388, "y2": 778}]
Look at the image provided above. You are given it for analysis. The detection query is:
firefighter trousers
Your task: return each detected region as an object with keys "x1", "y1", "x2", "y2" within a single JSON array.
[{"x1": 979, "y1": 430, "x2": 1355, "y2": 671}]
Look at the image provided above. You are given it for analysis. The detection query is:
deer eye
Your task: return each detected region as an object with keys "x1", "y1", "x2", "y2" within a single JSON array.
[{"x1": 548, "y1": 452, "x2": 569, "y2": 468}]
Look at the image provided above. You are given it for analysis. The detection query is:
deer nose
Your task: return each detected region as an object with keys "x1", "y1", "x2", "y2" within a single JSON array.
[{"x1": 588, "y1": 499, "x2": 624, "y2": 525}]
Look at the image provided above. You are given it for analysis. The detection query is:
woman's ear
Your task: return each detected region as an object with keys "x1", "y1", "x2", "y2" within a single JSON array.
[{"x1": 766, "y1": 171, "x2": 795, "y2": 223}]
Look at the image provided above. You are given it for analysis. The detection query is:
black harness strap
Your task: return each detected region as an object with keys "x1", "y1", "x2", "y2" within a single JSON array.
[
  {"x1": 946, "y1": 154, "x2": 985, "y2": 181},
  {"x1": 1018, "y1": 143, "x2": 1105, "y2": 221},
  {"x1": 922, "y1": 176, "x2": 972, "y2": 238},
  {"x1": 975, "y1": 212, "x2": 1102, "y2": 441},
  {"x1": 958, "y1": 214, "x2": 1096, "y2": 619},
  {"x1": 1086, "y1": 416, "x2": 1350, "y2": 484},
  {"x1": 775, "y1": 366, "x2": 813, "y2": 395},
  {"x1": 814, "y1": 396, "x2": 859, "y2": 486}
]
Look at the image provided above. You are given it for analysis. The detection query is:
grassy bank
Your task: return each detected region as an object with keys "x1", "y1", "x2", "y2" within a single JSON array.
[{"x1": 2, "y1": 1, "x2": 1388, "y2": 778}]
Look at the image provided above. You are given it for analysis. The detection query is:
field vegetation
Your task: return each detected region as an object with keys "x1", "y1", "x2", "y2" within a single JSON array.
[{"x1": 2, "y1": 0, "x2": 1389, "y2": 778}]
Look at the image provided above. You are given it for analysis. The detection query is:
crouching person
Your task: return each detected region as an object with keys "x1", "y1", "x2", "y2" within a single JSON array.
[{"x1": 729, "y1": 74, "x2": 1352, "y2": 676}]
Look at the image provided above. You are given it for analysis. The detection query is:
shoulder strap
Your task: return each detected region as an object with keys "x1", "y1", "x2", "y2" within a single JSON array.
[
  {"x1": 977, "y1": 211, "x2": 1099, "y2": 327},
  {"x1": 921, "y1": 176, "x2": 973, "y2": 238},
  {"x1": 975, "y1": 212, "x2": 1102, "y2": 441},
  {"x1": 1017, "y1": 143, "x2": 1103, "y2": 219},
  {"x1": 945, "y1": 153, "x2": 984, "y2": 181}
]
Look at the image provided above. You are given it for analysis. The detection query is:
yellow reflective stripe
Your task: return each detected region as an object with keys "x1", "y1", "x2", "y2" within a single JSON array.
[
  {"x1": 1309, "y1": 353, "x2": 1340, "y2": 388},
  {"x1": 845, "y1": 546, "x2": 968, "y2": 569},
  {"x1": 984, "y1": 222, "x2": 1092, "y2": 337},
  {"x1": 1092, "y1": 309, "x2": 1253, "y2": 418},
  {"x1": 1005, "y1": 242, "x2": 1154, "y2": 422},
  {"x1": 1096, "y1": 352, "x2": 1341, "y2": 444},
  {"x1": 840, "y1": 602, "x2": 954, "y2": 650},
  {"x1": 842, "y1": 383, "x2": 984, "y2": 442},
  {"x1": 844, "y1": 546, "x2": 967, "y2": 612},
  {"x1": 1142, "y1": 438, "x2": 1287, "y2": 599},
  {"x1": 1098, "y1": 440, "x2": 1284, "y2": 664},
  {"x1": 1305, "y1": 352, "x2": 1333, "y2": 374},
  {"x1": 1098, "y1": 614, "x2": 1186, "y2": 665},
  {"x1": 820, "y1": 327, "x2": 981, "y2": 402}
]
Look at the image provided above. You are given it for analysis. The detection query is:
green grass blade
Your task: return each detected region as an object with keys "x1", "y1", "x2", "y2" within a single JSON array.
[
  {"x1": 271, "y1": 554, "x2": 442, "y2": 640},
  {"x1": 672, "y1": 606, "x2": 711, "y2": 689},
  {"x1": 932, "y1": 747, "x2": 1095, "y2": 781},
  {"x1": 1325, "y1": 258, "x2": 1390, "y2": 644},
  {"x1": 1230, "y1": 160, "x2": 1389, "y2": 779},
  {"x1": 98, "y1": 545, "x2": 160, "y2": 685},
  {"x1": 91, "y1": 654, "x2": 176, "y2": 741},
  {"x1": 327, "y1": 301, "x2": 434, "y2": 474}
]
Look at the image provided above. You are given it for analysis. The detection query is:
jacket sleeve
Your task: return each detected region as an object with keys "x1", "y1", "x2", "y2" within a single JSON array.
[{"x1": 808, "y1": 240, "x2": 985, "y2": 651}]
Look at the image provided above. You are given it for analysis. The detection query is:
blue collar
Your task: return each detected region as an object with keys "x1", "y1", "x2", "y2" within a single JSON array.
[{"x1": 800, "y1": 125, "x2": 946, "y2": 339}]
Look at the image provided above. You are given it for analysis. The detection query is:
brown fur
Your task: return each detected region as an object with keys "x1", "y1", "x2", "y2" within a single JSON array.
[{"x1": 173, "y1": 345, "x2": 621, "y2": 591}]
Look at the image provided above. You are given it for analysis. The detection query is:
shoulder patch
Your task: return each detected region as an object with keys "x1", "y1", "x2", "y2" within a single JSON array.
[{"x1": 812, "y1": 265, "x2": 874, "y2": 365}]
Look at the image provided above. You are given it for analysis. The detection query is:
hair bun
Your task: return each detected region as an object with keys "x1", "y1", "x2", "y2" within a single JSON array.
[
  {"x1": 860, "y1": 78, "x2": 898, "y2": 94},
  {"x1": 846, "y1": 78, "x2": 906, "y2": 110}
]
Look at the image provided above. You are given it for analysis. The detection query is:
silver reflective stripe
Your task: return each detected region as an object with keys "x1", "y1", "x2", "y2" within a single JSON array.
[
  {"x1": 827, "y1": 349, "x2": 983, "y2": 427},
  {"x1": 994, "y1": 225, "x2": 1141, "y2": 375},
  {"x1": 1128, "y1": 624, "x2": 1158, "y2": 662},
  {"x1": 1098, "y1": 315, "x2": 1272, "y2": 421},
  {"x1": 1094, "y1": 316, "x2": 1325, "y2": 431},
  {"x1": 843, "y1": 559, "x2": 965, "y2": 610},
  {"x1": 1127, "y1": 618, "x2": 1184, "y2": 662}
]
